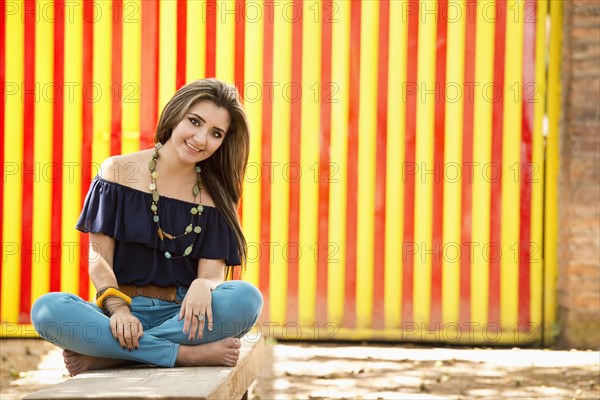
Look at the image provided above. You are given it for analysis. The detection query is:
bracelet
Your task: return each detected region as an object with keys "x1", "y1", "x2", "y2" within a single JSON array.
[
  {"x1": 95, "y1": 286, "x2": 117, "y2": 300},
  {"x1": 103, "y1": 297, "x2": 132, "y2": 316},
  {"x1": 95, "y1": 287, "x2": 132, "y2": 309}
]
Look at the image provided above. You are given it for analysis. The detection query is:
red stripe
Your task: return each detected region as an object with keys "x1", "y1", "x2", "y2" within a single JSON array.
[
  {"x1": 111, "y1": 0, "x2": 123, "y2": 156},
  {"x1": 51, "y1": 0, "x2": 65, "y2": 293},
  {"x1": 316, "y1": 0, "x2": 333, "y2": 326},
  {"x1": 343, "y1": 0, "x2": 361, "y2": 329},
  {"x1": 234, "y1": 0, "x2": 245, "y2": 98},
  {"x1": 401, "y1": 0, "x2": 419, "y2": 324},
  {"x1": 430, "y1": 0, "x2": 448, "y2": 327},
  {"x1": 232, "y1": 266, "x2": 242, "y2": 280},
  {"x1": 80, "y1": 0, "x2": 95, "y2": 298},
  {"x1": 519, "y1": 0, "x2": 536, "y2": 330},
  {"x1": 205, "y1": 0, "x2": 217, "y2": 77},
  {"x1": 286, "y1": 0, "x2": 302, "y2": 324},
  {"x1": 140, "y1": 0, "x2": 159, "y2": 149},
  {"x1": 0, "y1": 0, "x2": 6, "y2": 300},
  {"x1": 20, "y1": 0, "x2": 35, "y2": 323},
  {"x1": 258, "y1": 0, "x2": 274, "y2": 322},
  {"x1": 459, "y1": 0, "x2": 477, "y2": 325},
  {"x1": 237, "y1": 201, "x2": 243, "y2": 237},
  {"x1": 372, "y1": 0, "x2": 390, "y2": 329},
  {"x1": 489, "y1": 0, "x2": 507, "y2": 325},
  {"x1": 176, "y1": 0, "x2": 187, "y2": 89},
  {"x1": 234, "y1": 0, "x2": 245, "y2": 221}
]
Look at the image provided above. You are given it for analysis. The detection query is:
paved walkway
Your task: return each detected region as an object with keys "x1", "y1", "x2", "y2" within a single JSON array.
[
  {"x1": 251, "y1": 342, "x2": 600, "y2": 399},
  {"x1": 3, "y1": 340, "x2": 600, "y2": 399}
]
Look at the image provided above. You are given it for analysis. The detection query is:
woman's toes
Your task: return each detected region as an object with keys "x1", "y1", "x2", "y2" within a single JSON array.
[
  {"x1": 229, "y1": 356, "x2": 238, "y2": 367},
  {"x1": 223, "y1": 337, "x2": 241, "y2": 348},
  {"x1": 66, "y1": 364, "x2": 76, "y2": 376}
]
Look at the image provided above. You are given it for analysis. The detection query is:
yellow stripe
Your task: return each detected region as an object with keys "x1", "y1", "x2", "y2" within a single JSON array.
[
  {"x1": 384, "y1": 0, "x2": 408, "y2": 329},
  {"x1": 61, "y1": 0, "x2": 83, "y2": 295},
  {"x1": 356, "y1": 0, "x2": 378, "y2": 328},
  {"x1": 91, "y1": 0, "x2": 112, "y2": 167},
  {"x1": 501, "y1": 0, "x2": 523, "y2": 328},
  {"x1": 31, "y1": 0, "x2": 55, "y2": 303},
  {"x1": 442, "y1": 0, "x2": 466, "y2": 325},
  {"x1": 88, "y1": 0, "x2": 114, "y2": 300},
  {"x1": 186, "y1": 0, "x2": 206, "y2": 80},
  {"x1": 2, "y1": 1, "x2": 24, "y2": 323},
  {"x1": 240, "y1": 0, "x2": 264, "y2": 287},
  {"x1": 412, "y1": 0, "x2": 437, "y2": 325},
  {"x1": 328, "y1": 0, "x2": 350, "y2": 325},
  {"x1": 2, "y1": 322, "x2": 546, "y2": 344},
  {"x1": 0, "y1": 324, "x2": 38, "y2": 338},
  {"x1": 470, "y1": 0, "x2": 495, "y2": 325},
  {"x1": 298, "y1": 0, "x2": 321, "y2": 326},
  {"x1": 215, "y1": 0, "x2": 235, "y2": 82},
  {"x1": 268, "y1": 325, "x2": 547, "y2": 344},
  {"x1": 269, "y1": 1, "x2": 292, "y2": 325},
  {"x1": 158, "y1": 0, "x2": 177, "y2": 112},
  {"x1": 530, "y1": 0, "x2": 548, "y2": 332},
  {"x1": 121, "y1": 0, "x2": 142, "y2": 154},
  {"x1": 544, "y1": 0, "x2": 562, "y2": 343}
]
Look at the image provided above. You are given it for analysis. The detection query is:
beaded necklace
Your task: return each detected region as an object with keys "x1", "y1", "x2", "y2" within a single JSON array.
[{"x1": 149, "y1": 143, "x2": 203, "y2": 259}]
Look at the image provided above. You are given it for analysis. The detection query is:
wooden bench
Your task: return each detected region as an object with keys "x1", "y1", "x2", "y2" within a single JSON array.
[{"x1": 25, "y1": 337, "x2": 264, "y2": 400}]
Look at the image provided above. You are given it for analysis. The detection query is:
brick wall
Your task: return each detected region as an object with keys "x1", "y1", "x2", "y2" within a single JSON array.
[{"x1": 558, "y1": 0, "x2": 600, "y2": 349}]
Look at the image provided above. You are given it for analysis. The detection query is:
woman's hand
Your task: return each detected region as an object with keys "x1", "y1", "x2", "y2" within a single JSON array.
[
  {"x1": 109, "y1": 303, "x2": 144, "y2": 351},
  {"x1": 179, "y1": 278, "x2": 213, "y2": 341}
]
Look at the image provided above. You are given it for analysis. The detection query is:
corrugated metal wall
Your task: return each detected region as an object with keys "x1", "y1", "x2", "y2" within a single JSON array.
[{"x1": 1, "y1": 0, "x2": 562, "y2": 345}]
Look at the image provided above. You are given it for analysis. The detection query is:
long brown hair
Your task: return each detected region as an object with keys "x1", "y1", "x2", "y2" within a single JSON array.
[{"x1": 154, "y1": 79, "x2": 249, "y2": 268}]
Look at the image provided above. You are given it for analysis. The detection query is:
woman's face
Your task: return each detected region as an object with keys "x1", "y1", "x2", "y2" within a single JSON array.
[{"x1": 170, "y1": 101, "x2": 231, "y2": 164}]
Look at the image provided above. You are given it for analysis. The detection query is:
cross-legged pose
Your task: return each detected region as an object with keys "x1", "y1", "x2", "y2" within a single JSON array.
[{"x1": 31, "y1": 79, "x2": 263, "y2": 376}]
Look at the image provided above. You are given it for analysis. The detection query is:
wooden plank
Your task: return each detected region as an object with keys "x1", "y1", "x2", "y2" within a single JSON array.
[{"x1": 25, "y1": 338, "x2": 264, "y2": 400}]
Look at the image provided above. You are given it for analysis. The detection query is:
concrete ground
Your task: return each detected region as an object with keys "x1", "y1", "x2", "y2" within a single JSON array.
[
  {"x1": 1, "y1": 338, "x2": 599, "y2": 399},
  {"x1": 250, "y1": 341, "x2": 600, "y2": 399}
]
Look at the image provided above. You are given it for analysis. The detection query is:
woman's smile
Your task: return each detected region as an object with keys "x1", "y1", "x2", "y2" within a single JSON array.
[
  {"x1": 184, "y1": 140, "x2": 203, "y2": 153},
  {"x1": 170, "y1": 101, "x2": 230, "y2": 164}
]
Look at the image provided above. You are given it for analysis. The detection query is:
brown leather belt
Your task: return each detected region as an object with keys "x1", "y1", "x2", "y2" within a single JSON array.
[{"x1": 119, "y1": 285, "x2": 180, "y2": 303}]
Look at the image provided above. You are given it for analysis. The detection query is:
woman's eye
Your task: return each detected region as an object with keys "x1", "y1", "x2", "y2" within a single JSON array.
[
  {"x1": 189, "y1": 118, "x2": 200, "y2": 126},
  {"x1": 212, "y1": 131, "x2": 223, "y2": 138}
]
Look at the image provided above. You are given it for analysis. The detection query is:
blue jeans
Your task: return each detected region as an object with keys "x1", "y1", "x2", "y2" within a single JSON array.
[{"x1": 30, "y1": 281, "x2": 263, "y2": 367}]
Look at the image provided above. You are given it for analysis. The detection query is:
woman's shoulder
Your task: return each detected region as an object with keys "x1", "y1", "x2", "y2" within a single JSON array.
[{"x1": 98, "y1": 149, "x2": 153, "y2": 191}]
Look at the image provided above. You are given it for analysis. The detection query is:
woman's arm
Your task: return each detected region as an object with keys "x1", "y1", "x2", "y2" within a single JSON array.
[
  {"x1": 179, "y1": 258, "x2": 226, "y2": 341},
  {"x1": 89, "y1": 232, "x2": 118, "y2": 290},
  {"x1": 196, "y1": 258, "x2": 226, "y2": 289},
  {"x1": 88, "y1": 154, "x2": 132, "y2": 293},
  {"x1": 88, "y1": 231, "x2": 143, "y2": 351}
]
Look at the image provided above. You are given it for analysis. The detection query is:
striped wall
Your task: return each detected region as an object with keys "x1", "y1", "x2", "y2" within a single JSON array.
[{"x1": 1, "y1": 0, "x2": 562, "y2": 345}]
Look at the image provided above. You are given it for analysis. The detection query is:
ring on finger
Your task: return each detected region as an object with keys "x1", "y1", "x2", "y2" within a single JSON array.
[{"x1": 195, "y1": 313, "x2": 205, "y2": 322}]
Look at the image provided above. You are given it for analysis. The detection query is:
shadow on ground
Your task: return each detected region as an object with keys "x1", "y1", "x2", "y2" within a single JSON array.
[
  {"x1": 1, "y1": 338, "x2": 599, "y2": 399},
  {"x1": 250, "y1": 341, "x2": 600, "y2": 400}
]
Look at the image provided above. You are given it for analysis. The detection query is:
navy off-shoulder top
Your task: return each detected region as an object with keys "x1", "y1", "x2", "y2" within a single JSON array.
[{"x1": 75, "y1": 177, "x2": 241, "y2": 288}]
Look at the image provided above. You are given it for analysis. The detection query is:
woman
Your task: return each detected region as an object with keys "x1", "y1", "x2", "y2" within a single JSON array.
[{"x1": 31, "y1": 79, "x2": 263, "y2": 376}]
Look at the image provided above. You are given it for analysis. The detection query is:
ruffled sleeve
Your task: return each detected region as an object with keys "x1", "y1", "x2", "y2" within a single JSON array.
[
  {"x1": 76, "y1": 177, "x2": 154, "y2": 244},
  {"x1": 76, "y1": 177, "x2": 241, "y2": 267},
  {"x1": 197, "y1": 208, "x2": 241, "y2": 266}
]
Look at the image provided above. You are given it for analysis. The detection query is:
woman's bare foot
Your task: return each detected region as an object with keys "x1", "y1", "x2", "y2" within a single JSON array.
[
  {"x1": 176, "y1": 337, "x2": 242, "y2": 367},
  {"x1": 62, "y1": 349, "x2": 130, "y2": 377}
]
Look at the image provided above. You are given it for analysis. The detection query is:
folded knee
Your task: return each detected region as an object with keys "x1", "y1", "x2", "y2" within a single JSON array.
[
  {"x1": 232, "y1": 281, "x2": 263, "y2": 315},
  {"x1": 31, "y1": 292, "x2": 81, "y2": 337},
  {"x1": 249, "y1": 285, "x2": 263, "y2": 315},
  {"x1": 215, "y1": 281, "x2": 263, "y2": 318}
]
